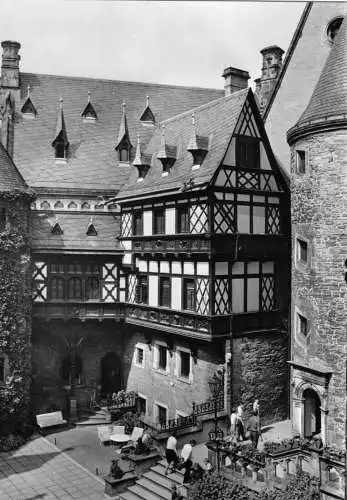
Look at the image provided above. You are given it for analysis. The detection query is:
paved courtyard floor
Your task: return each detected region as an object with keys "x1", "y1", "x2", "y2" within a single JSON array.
[{"x1": 0, "y1": 434, "x2": 106, "y2": 500}]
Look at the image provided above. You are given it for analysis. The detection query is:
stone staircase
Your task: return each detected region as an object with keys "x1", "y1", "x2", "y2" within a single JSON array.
[
  {"x1": 118, "y1": 459, "x2": 188, "y2": 500},
  {"x1": 75, "y1": 407, "x2": 111, "y2": 426}
]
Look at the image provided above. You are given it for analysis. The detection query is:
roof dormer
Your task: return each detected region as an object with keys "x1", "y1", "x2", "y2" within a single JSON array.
[
  {"x1": 86, "y1": 218, "x2": 97, "y2": 236},
  {"x1": 115, "y1": 102, "x2": 132, "y2": 164},
  {"x1": 157, "y1": 126, "x2": 176, "y2": 176},
  {"x1": 187, "y1": 113, "x2": 208, "y2": 170},
  {"x1": 51, "y1": 220, "x2": 63, "y2": 235},
  {"x1": 133, "y1": 134, "x2": 151, "y2": 182},
  {"x1": 81, "y1": 91, "x2": 97, "y2": 122},
  {"x1": 52, "y1": 97, "x2": 69, "y2": 163},
  {"x1": 21, "y1": 85, "x2": 37, "y2": 119},
  {"x1": 139, "y1": 95, "x2": 155, "y2": 125}
]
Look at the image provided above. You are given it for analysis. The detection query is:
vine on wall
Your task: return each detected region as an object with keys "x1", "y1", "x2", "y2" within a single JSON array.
[{"x1": 0, "y1": 192, "x2": 33, "y2": 437}]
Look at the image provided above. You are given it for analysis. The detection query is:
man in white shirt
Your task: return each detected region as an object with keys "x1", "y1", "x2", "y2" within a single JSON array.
[
  {"x1": 180, "y1": 439, "x2": 196, "y2": 484},
  {"x1": 235, "y1": 404, "x2": 245, "y2": 441},
  {"x1": 165, "y1": 433, "x2": 179, "y2": 474}
]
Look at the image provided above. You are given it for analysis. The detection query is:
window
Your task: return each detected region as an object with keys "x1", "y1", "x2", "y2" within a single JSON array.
[
  {"x1": 133, "y1": 212, "x2": 143, "y2": 236},
  {"x1": 138, "y1": 395, "x2": 147, "y2": 415},
  {"x1": 158, "y1": 345, "x2": 167, "y2": 371},
  {"x1": 134, "y1": 346, "x2": 145, "y2": 368},
  {"x1": 136, "y1": 276, "x2": 148, "y2": 304},
  {"x1": 0, "y1": 206, "x2": 6, "y2": 231},
  {"x1": 296, "y1": 238, "x2": 308, "y2": 264},
  {"x1": 297, "y1": 312, "x2": 308, "y2": 337},
  {"x1": 120, "y1": 148, "x2": 129, "y2": 162},
  {"x1": 178, "y1": 350, "x2": 191, "y2": 379},
  {"x1": 68, "y1": 278, "x2": 82, "y2": 299},
  {"x1": 183, "y1": 279, "x2": 195, "y2": 311},
  {"x1": 155, "y1": 403, "x2": 167, "y2": 425},
  {"x1": 177, "y1": 206, "x2": 189, "y2": 234},
  {"x1": 55, "y1": 141, "x2": 66, "y2": 159},
  {"x1": 68, "y1": 263, "x2": 82, "y2": 274},
  {"x1": 296, "y1": 150, "x2": 306, "y2": 174},
  {"x1": 159, "y1": 277, "x2": 170, "y2": 307},
  {"x1": 0, "y1": 357, "x2": 5, "y2": 383},
  {"x1": 153, "y1": 209, "x2": 165, "y2": 235},
  {"x1": 51, "y1": 277, "x2": 65, "y2": 299},
  {"x1": 86, "y1": 277, "x2": 100, "y2": 300},
  {"x1": 236, "y1": 136, "x2": 259, "y2": 169}
]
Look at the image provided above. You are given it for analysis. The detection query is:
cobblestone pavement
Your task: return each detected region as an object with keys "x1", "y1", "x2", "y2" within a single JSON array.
[{"x1": 0, "y1": 435, "x2": 106, "y2": 500}]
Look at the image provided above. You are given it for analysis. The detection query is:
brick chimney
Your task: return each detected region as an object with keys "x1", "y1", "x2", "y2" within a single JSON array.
[
  {"x1": 222, "y1": 66, "x2": 250, "y2": 96},
  {"x1": 254, "y1": 45, "x2": 284, "y2": 113},
  {"x1": 1, "y1": 41, "x2": 21, "y2": 89}
]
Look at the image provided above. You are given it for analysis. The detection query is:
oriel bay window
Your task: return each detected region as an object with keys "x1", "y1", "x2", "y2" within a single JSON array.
[
  {"x1": 236, "y1": 195, "x2": 281, "y2": 235},
  {"x1": 231, "y1": 261, "x2": 277, "y2": 313}
]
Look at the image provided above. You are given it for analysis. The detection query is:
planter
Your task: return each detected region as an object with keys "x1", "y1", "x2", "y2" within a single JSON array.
[
  {"x1": 124, "y1": 450, "x2": 161, "y2": 475},
  {"x1": 103, "y1": 471, "x2": 137, "y2": 497}
]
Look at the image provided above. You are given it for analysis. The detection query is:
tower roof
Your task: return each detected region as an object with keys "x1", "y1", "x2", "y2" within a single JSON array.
[{"x1": 289, "y1": 15, "x2": 347, "y2": 140}]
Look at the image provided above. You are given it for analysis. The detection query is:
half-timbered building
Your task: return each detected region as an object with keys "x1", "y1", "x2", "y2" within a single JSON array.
[{"x1": 113, "y1": 87, "x2": 290, "y2": 424}]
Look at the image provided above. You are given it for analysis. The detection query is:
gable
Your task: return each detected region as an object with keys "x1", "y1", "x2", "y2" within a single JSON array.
[
  {"x1": 265, "y1": 2, "x2": 347, "y2": 173},
  {"x1": 213, "y1": 94, "x2": 284, "y2": 193}
]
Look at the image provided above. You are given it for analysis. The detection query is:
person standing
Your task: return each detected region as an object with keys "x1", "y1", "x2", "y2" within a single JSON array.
[
  {"x1": 253, "y1": 399, "x2": 260, "y2": 416},
  {"x1": 165, "y1": 432, "x2": 179, "y2": 474},
  {"x1": 247, "y1": 411, "x2": 261, "y2": 448},
  {"x1": 229, "y1": 409, "x2": 237, "y2": 443},
  {"x1": 180, "y1": 439, "x2": 196, "y2": 484},
  {"x1": 235, "y1": 404, "x2": 245, "y2": 441}
]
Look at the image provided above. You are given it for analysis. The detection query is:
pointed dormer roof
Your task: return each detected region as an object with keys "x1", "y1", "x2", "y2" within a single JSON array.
[
  {"x1": 115, "y1": 101, "x2": 132, "y2": 149},
  {"x1": 140, "y1": 96, "x2": 155, "y2": 124},
  {"x1": 157, "y1": 126, "x2": 176, "y2": 161},
  {"x1": 81, "y1": 91, "x2": 97, "y2": 120},
  {"x1": 52, "y1": 98, "x2": 69, "y2": 147},
  {"x1": 288, "y1": 16, "x2": 347, "y2": 143},
  {"x1": 86, "y1": 217, "x2": 97, "y2": 236},
  {"x1": 187, "y1": 112, "x2": 209, "y2": 152},
  {"x1": 133, "y1": 134, "x2": 151, "y2": 173},
  {"x1": 21, "y1": 84, "x2": 37, "y2": 116}
]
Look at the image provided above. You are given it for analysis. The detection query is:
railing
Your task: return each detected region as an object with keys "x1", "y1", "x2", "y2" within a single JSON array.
[
  {"x1": 125, "y1": 303, "x2": 231, "y2": 337},
  {"x1": 157, "y1": 414, "x2": 197, "y2": 433},
  {"x1": 192, "y1": 396, "x2": 224, "y2": 416},
  {"x1": 33, "y1": 301, "x2": 125, "y2": 320},
  {"x1": 108, "y1": 395, "x2": 137, "y2": 411},
  {"x1": 131, "y1": 234, "x2": 210, "y2": 254}
]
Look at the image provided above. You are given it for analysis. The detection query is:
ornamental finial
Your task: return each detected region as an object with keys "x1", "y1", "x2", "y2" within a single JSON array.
[
  {"x1": 122, "y1": 101, "x2": 126, "y2": 112},
  {"x1": 146, "y1": 95, "x2": 150, "y2": 107},
  {"x1": 87, "y1": 91, "x2": 91, "y2": 103},
  {"x1": 27, "y1": 84, "x2": 31, "y2": 98},
  {"x1": 192, "y1": 112, "x2": 195, "y2": 127}
]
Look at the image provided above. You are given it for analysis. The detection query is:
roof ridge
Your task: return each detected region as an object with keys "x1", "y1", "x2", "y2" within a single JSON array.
[
  {"x1": 161, "y1": 88, "x2": 249, "y2": 125},
  {"x1": 20, "y1": 71, "x2": 224, "y2": 94}
]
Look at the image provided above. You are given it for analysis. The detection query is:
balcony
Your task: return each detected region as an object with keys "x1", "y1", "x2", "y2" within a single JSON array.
[
  {"x1": 33, "y1": 301, "x2": 125, "y2": 321},
  {"x1": 125, "y1": 303, "x2": 231, "y2": 340},
  {"x1": 122, "y1": 233, "x2": 288, "y2": 259},
  {"x1": 125, "y1": 304, "x2": 283, "y2": 339}
]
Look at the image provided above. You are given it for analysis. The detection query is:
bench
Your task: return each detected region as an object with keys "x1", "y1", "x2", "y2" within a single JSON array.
[{"x1": 36, "y1": 411, "x2": 68, "y2": 429}]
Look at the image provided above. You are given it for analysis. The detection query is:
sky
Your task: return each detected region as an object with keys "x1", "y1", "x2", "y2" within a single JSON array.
[{"x1": 0, "y1": 1, "x2": 305, "y2": 90}]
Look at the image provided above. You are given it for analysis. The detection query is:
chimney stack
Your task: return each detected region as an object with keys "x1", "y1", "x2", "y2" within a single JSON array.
[
  {"x1": 1, "y1": 41, "x2": 21, "y2": 89},
  {"x1": 222, "y1": 66, "x2": 250, "y2": 96},
  {"x1": 254, "y1": 45, "x2": 284, "y2": 113}
]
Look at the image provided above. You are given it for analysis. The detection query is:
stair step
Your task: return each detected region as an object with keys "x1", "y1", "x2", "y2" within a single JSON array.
[
  {"x1": 136, "y1": 478, "x2": 171, "y2": 499},
  {"x1": 143, "y1": 471, "x2": 179, "y2": 490},
  {"x1": 128, "y1": 484, "x2": 163, "y2": 500},
  {"x1": 150, "y1": 465, "x2": 184, "y2": 485},
  {"x1": 157, "y1": 459, "x2": 184, "y2": 475},
  {"x1": 119, "y1": 491, "x2": 144, "y2": 500}
]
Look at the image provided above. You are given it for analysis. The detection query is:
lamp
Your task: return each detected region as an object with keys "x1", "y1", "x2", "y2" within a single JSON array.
[{"x1": 208, "y1": 373, "x2": 224, "y2": 399}]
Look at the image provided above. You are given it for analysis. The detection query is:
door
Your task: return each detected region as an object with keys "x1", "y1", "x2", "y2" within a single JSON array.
[
  {"x1": 100, "y1": 352, "x2": 121, "y2": 398},
  {"x1": 303, "y1": 388, "x2": 321, "y2": 437}
]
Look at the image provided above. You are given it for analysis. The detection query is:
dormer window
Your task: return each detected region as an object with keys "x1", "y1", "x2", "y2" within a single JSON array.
[
  {"x1": 51, "y1": 222, "x2": 63, "y2": 235},
  {"x1": 21, "y1": 85, "x2": 37, "y2": 119},
  {"x1": 157, "y1": 126, "x2": 176, "y2": 175},
  {"x1": 115, "y1": 102, "x2": 132, "y2": 164},
  {"x1": 55, "y1": 139, "x2": 67, "y2": 159},
  {"x1": 187, "y1": 113, "x2": 208, "y2": 169},
  {"x1": 120, "y1": 147, "x2": 129, "y2": 163},
  {"x1": 140, "y1": 96, "x2": 155, "y2": 125},
  {"x1": 52, "y1": 98, "x2": 69, "y2": 162},
  {"x1": 236, "y1": 136, "x2": 259, "y2": 169},
  {"x1": 81, "y1": 92, "x2": 97, "y2": 122}
]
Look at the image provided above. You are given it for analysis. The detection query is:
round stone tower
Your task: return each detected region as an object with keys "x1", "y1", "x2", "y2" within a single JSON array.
[{"x1": 287, "y1": 17, "x2": 346, "y2": 447}]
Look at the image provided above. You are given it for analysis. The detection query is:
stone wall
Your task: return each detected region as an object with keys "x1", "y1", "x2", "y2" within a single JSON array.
[
  {"x1": 123, "y1": 328, "x2": 223, "y2": 422},
  {"x1": 290, "y1": 130, "x2": 347, "y2": 447},
  {"x1": 232, "y1": 331, "x2": 289, "y2": 424}
]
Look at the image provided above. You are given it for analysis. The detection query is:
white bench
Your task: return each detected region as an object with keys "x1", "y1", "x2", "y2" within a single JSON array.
[{"x1": 36, "y1": 411, "x2": 67, "y2": 429}]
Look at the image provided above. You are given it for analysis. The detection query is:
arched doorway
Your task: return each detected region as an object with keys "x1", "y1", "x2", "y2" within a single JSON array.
[
  {"x1": 303, "y1": 388, "x2": 321, "y2": 437},
  {"x1": 101, "y1": 352, "x2": 121, "y2": 398}
]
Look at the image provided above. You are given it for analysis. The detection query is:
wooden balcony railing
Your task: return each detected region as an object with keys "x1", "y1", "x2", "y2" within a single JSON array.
[
  {"x1": 33, "y1": 301, "x2": 125, "y2": 321},
  {"x1": 125, "y1": 303, "x2": 232, "y2": 338}
]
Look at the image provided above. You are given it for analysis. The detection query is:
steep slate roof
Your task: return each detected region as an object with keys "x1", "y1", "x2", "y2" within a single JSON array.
[
  {"x1": 294, "y1": 16, "x2": 347, "y2": 127},
  {"x1": 116, "y1": 89, "x2": 249, "y2": 200},
  {"x1": 13, "y1": 73, "x2": 224, "y2": 192},
  {"x1": 0, "y1": 142, "x2": 29, "y2": 193},
  {"x1": 30, "y1": 212, "x2": 121, "y2": 253}
]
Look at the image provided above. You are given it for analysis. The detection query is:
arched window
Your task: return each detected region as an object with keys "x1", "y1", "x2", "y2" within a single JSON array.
[
  {"x1": 120, "y1": 148, "x2": 129, "y2": 162},
  {"x1": 50, "y1": 277, "x2": 65, "y2": 299},
  {"x1": 68, "y1": 277, "x2": 82, "y2": 300},
  {"x1": 86, "y1": 277, "x2": 100, "y2": 300}
]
